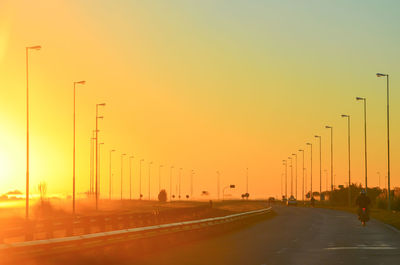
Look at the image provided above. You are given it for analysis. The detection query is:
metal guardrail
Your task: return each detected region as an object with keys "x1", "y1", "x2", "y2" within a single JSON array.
[
  {"x1": 0, "y1": 205, "x2": 211, "y2": 243},
  {"x1": 0, "y1": 207, "x2": 272, "y2": 260}
]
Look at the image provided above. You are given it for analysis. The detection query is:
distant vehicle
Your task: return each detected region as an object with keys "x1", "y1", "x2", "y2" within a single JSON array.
[
  {"x1": 268, "y1": 197, "x2": 275, "y2": 203},
  {"x1": 286, "y1": 196, "x2": 297, "y2": 206}
]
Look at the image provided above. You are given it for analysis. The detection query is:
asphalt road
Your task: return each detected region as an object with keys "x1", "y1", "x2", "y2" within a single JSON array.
[{"x1": 134, "y1": 206, "x2": 400, "y2": 265}]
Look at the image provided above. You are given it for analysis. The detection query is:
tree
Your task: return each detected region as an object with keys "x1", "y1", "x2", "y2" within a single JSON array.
[{"x1": 158, "y1": 189, "x2": 167, "y2": 202}]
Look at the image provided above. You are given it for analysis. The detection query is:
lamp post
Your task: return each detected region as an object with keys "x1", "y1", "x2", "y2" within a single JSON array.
[
  {"x1": 148, "y1": 161, "x2": 153, "y2": 200},
  {"x1": 95, "y1": 103, "x2": 106, "y2": 210},
  {"x1": 179, "y1": 168, "x2": 182, "y2": 199},
  {"x1": 158, "y1": 165, "x2": 163, "y2": 192},
  {"x1": 216, "y1": 171, "x2": 220, "y2": 200},
  {"x1": 341, "y1": 114, "x2": 351, "y2": 207},
  {"x1": 356, "y1": 97, "x2": 368, "y2": 193},
  {"x1": 222, "y1": 185, "x2": 235, "y2": 200},
  {"x1": 120, "y1": 153, "x2": 126, "y2": 200},
  {"x1": 298, "y1": 150, "x2": 304, "y2": 202},
  {"x1": 98, "y1": 143, "x2": 104, "y2": 199},
  {"x1": 190, "y1": 170, "x2": 194, "y2": 199},
  {"x1": 288, "y1": 157, "x2": 293, "y2": 197},
  {"x1": 25, "y1": 45, "x2": 41, "y2": 219},
  {"x1": 292, "y1": 154, "x2": 298, "y2": 199},
  {"x1": 139, "y1": 159, "x2": 144, "y2": 199},
  {"x1": 325, "y1": 126, "x2": 333, "y2": 194},
  {"x1": 282, "y1": 160, "x2": 287, "y2": 199},
  {"x1": 306, "y1": 143, "x2": 312, "y2": 199},
  {"x1": 314, "y1": 135, "x2": 322, "y2": 200},
  {"x1": 72, "y1": 80, "x2": 85, "y2": 214},
  {"x1": 170, "y1": 166, "x2": 174, "y2": 201},
  {"x1": 109, "y1": 149, "x2": 115, "y2": 200},
  {"x1": 90, "y1": 131, "x2": 96, "y2": 196},
  {"x1": 129, "y1": 156, "x2": 134, "y2": 200},
  {"x1": 377, "y1": 73, "x2": 391, "y2": 210}
]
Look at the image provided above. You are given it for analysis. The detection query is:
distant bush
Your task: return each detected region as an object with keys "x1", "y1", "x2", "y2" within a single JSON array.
[{"x1": 158, "y1": 189, "x2": 167, "y2": 202}]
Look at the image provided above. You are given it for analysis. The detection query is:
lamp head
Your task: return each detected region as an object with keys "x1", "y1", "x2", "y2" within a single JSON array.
[
  {"x1": 325, "y1": 125, "x2": 332, "y2": 129},
  {"x1": 111, "y1": 149, "x2": 116, "y2": 152},
  {"x1": 97, "y1": 103, "x2": 106, "y2": 106},
  {"x1": 298, "y1": 149, "x2": 303, "y2": 152},
  {"x1": 314, "y1": 135, "x2": 320, "y2": 138},
  {"x1": 356, "y1": 97, "x2": 365, "y2": 101},
  {"x1": 75, "y1": 80, "x2": 86, "y2": 85},
  {"x1": 230, "y1": 185, "x2": 235, "y2": 188},
  {"x1": 28, "y1": 45, "x2": 41, "y2": 50},
  {"x1": 341, "y1": 114, "x2": 349, "y2": 118},
  {"x1": 306, "y1": 142, "x2": 311, "y2": 146},
  {"x1": 376, "y1": 73, "x2": 387, "y2": 77},
  {"x1": 97, "y1": 116, "x2": 104, "y2": 119},
  {"x1": 292, "y1": 153, "x2": 296, "y2": 156}
]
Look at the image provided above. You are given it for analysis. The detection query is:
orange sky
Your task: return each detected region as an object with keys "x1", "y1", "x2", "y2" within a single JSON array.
[{"x1": 1, "y1": 1, "x2": 400, "y2": 200}]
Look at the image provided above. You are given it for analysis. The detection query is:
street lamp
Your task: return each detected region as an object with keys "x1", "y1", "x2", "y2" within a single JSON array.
[
  {"x1": 90, "y1": 131, "x2": 96, "y2": 196},
  {"x1": 216, "y1": 171, "x2": 220, "y2": 200},
  {"x1": 306, "y1": 143, "x2": 313, "y2": 199},
  {"x1": 159, "y1": 165, "x2": 163, "y2": 192},
  {"x1": 190, "y1": 170, "x2": 194, "y2": 199},
  {"x1": 98, "y1": 143, "x2": 104, "y2": 200},
  {"x1": 298, "y1": 150, "x2": 305, "y2": 202},
  {"x1": 325, "y1": 126, "x2": 333, "y2": 194},
  {"x1": 222, "y1": 185, "x2": 236, "y2": 200},
  {"x1": 109, "y1": 149, "x2": 115, "y2": 200},
  {"x1": 129, "y1": 156, "x2": 134, "y2": 200},
  {"x1": 25, "y1": 45, "x2": 41, "y2": 219},
  {"x1": 314, "y1": 135, "x2": 322, "y2": 200},
  {"x1": 288, "y1": 157, "x2": 293, "y2": 197},
  {"x1": 341, "y1": 114, "x2": 351, "y2": 207},
  {"x1": 120, "y1": 153, "x2": 126, "y2": 200},
  {"x1": 148, "y1": 161, "x2": 153, "y2": 200},
  {"x1": 356, "y1": 97, "x2": 368, "y2": 193},
  {"x1": 291, "y1": 154, "x2": 298, "y2": 199},
  {"x1": 95, "y1": 103, "x2": 106, "y2": 210},
  {"x1": 179, "y1": 168, "x2": 182, "y2": 199},
  {"x1": 139, "y1": 159, "x2": 144, "y2": 199},
  {"x1": 282, "y1": 160, "x2": 287, "y2": 199},
  {"x1": 72, "y1": 80, "x2": 85, "y2": 214},
  {"x1": 170, "y1": 166, "x2": 174, "y2": 201},
  {"x1": 377, "y1": 73, "x2": 391, "y2": 210}
]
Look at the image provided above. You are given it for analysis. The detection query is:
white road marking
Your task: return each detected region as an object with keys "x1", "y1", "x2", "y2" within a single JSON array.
[{"x1": 324, "y1": 246, "x2": 396, "y2": 250}]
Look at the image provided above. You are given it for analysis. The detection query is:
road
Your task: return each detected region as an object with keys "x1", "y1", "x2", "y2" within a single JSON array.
[{"x1": 134, "y1": 206, "x2": 400, "y2": 265}]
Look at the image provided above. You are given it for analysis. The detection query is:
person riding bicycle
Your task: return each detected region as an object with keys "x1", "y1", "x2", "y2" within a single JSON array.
[{"x1": 355, "y1": 190, "x2": 371, "y2": 221}]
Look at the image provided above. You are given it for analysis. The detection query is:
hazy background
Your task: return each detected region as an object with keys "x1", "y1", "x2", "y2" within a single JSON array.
[{"x1": 0, "y1": 0, "x2": 399, "y2": 200}]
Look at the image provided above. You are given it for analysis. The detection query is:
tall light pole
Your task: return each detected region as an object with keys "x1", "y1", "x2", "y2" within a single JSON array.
[
  {"x1": 325, "y1": 126, "x2": 333, "y2": 194},
  {"x1": 314, "y1": 135, "x2": 322, "y2": 200},
  {"x1": 356, "y1": 97, "x2": 368, "y2": 193},
  {"x1": 109, "y1": 149, "x2": 115, "y2": 200},
  {"x1": 291, "y1": 154, "x2": 298, "y2": 199},
  {"x1": 98, "y1": 143, "x2": 104, "y2": 199},
  {"x1": 298, "y1": 150, "x2": 304, "y2": 202},
  {"x1": 216, "y1": 171, "x2": 220, "y2": 200},
  {"x1": 148, "y1": 161, "x2": 153, "y2": 200},
  {"x1": 246, "y1": 167, "x2": 249, "y2": 195},
  {"x1": 282, "y1": 160, "x2": 287, "y2": 199},
  {"x1": 139, "y1": 159, "x2": 144, "y2": 199},
  {"x1": 72, "y1": 80, "x2": 85, "y2": 214},
  {"x1": 170, "y1": 166, "x2": 174, "y2": 201},
  {"x1": 129, "y1": 156, "x2": 134, "y2": 200},
  {"x1": 288, "y1": 157, "x2": 293, "y2": 196},
  {"x1": 179, "y1": 168, "x2": 182, "y2": 199},
  {"x1": 158, "y1": 165, "x2": 163, "y2": 192},
  {"x1": 95, "y1": 103, "x2": 106, "y2": 210},
  {"x1": 190, "y1": 170, "x2": 194, "y2": 199},
  {"x1": 25, "y1": 45, "x2": 41, "y2": 219},
  {"x1": 377, "y1": 73, "x2": 391, "y2": 210},
  {"x1": 342, "y1": 114, "x2": 351, "y2": 207},
  {"x1": 120, "y1": 153, "x2": 126, "y2": 200},
  {"x1": 306, "y1": 143, "x2": 313, "y2": 199},
  {"x1": 90, "y1": 131, "x2": 96, "y2": 196}
]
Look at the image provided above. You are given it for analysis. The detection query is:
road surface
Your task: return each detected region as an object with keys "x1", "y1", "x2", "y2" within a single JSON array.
[{"x1": 134, "y1": 206, "x2": 400, "y2": 265}]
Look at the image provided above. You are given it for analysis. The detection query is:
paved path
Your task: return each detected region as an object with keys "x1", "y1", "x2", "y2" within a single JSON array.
[{"x1": 135, "y1": 206, "x2": 400, "y2": 265}]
